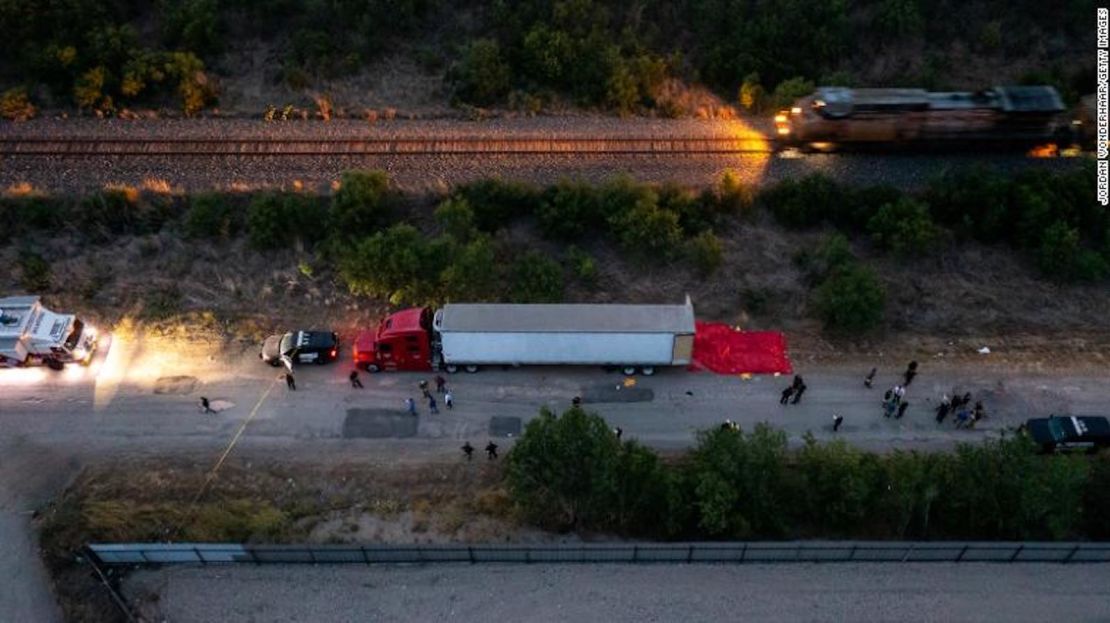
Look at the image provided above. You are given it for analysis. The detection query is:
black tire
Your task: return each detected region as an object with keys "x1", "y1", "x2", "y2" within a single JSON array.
[
  {"x1": 464, "y1": 364, "x2": 479, "y2": 373},
  {"x1": 46, "y1": 358, "x2": 64, "y2": 371},
  {"x1": 621, "y1": 366, "x2": 637, "y2": 376},
  {"x1": 640, "y1": 366, "x2": 655, "y2": 376},
  {"x1": 364, "y1": 363, "x2": 381, "y2": 373}
]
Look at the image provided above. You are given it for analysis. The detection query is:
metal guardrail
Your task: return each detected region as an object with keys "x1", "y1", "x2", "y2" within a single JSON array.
[{"x1": 87, "y1": 542, "x2": 1110, "y2": 566}]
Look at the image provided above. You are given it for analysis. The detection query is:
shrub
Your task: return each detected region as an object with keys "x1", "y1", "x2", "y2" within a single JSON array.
[
  {"x1": 813, "y1": 263, "x2": 886, "y2": 333},
  {"x1": 769, "y1": 76, "x2": 814, "y2": 109},
  {"x1": 866, "y1": 197, "x2": 940, "y2": 256},
  {"x1": 608, "y1": 200, "x2": 684, "y2": 259},
  {"x1": 434, "y1": 196, "x2": 476, "y2": 241},
  {"x1": 0, "y1": 197, "x2": 66, "y2": 241},
  {"x1": 509, "y1": 250, "x2": 564, "y2": 303},
  {"x1": 713, "y1": 171, "x2": 756, "y2": 217},
  {"x1": 183, "y1": 193, "x2": 237, "y2": 240},
  {"x1": 1038, "y1": 221, "x2": 1110, "y2": 282},
  {"x1": 761, "y1": 174, "x2": 846, "y2": 229},
  {"x1": 18, "y1": 251, "x2": 51, "y2": 291},
  {"x1": 78, "y1": 189, "x2": 178, "y2": 240},
  {"x1": 338, "y1": 224, "x2": 438, "y2": 304},
  {"x1": 536, "y1": 181, "x2": 602, "y2": 241},
  {"x1": 682, "y1": 424, "x2": 790, "y2": 538},
  {"x1": 799, "y1": 233, "x2": 856, "y2": 285},
  {"x1": 506, "y1": 407, "x2": 622, "y2": 531},
  {"x1": 454, "y1": 179, "x2": 539, "y2": 232},
  {"x1": 440, "y1": 235, "x2": 499, "y2": 301},
  {"x1": 738, "y1": 73, "x2": 766, "y2": 113},
  {"x1": 330, "y1": 170, "x2": 393, "y2": 241},
  {"x1": 659, "y1": 183, "x2": 710, "y2": 234},
  {"x1": 845, "y1": 184, "x2": 903, "y2": 229},
  {"x1": 796, "y1": 433, "x2": 882, "y2": 533},
  {"x1": 451, "y1": 39, "x2": 511, "y2": 107},
  {"x1": 141, "y1": 284, "x2": 183, "y2": 320},
  {"x1": 688, "y1": 230, "x2": 724, "y2": 275},
  {"x1": 0, "y1": 87, "x2": 35, "y2": 121},
  {"x1": 565, "y1": 246, "x2": 598, "y2": 287},
  {"x1": 247, "y1": 193, "x2": 326, "y2": 250},
  {"x1": 924, "y1": 167, "x2": 1010, "y2": 243}
]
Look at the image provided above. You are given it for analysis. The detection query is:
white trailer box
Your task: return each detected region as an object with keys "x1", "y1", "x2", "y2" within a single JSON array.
[{"x1": 434, "y1": 298, "x2": 695, "y2": 373}]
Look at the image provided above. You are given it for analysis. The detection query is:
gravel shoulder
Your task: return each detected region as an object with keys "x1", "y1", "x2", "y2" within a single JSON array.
[{"x1": 124, "y1": 562, "x2": 1110, "y2": 623}]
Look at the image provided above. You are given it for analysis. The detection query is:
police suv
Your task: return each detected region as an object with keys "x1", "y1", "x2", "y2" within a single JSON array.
[{"x1": 260, "y1": 330, "x2": 339, "y2": 367}]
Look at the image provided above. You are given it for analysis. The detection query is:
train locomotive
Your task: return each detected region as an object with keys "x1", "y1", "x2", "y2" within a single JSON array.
[{"x1": 775, "y1": 85, "x2": 1073, "y2": 152}]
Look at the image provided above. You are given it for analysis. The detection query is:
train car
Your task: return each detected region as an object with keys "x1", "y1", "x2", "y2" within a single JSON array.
[{"x1": 775, "y1": 85, "x2": 1071, "y2": 151}]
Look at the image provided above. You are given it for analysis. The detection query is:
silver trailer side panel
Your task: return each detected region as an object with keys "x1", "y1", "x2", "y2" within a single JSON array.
[
  {"x1": 439, "y1": 331, "x2": 683, "y2": 366},
  {"x1": 437, "y1": 299, "x2": 695, "y2": 334}
]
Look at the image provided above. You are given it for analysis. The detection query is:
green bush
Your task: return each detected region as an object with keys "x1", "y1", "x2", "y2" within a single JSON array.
[
  {"x1": 536, "y1": 181, "x2": 602, "y2": 241},
  {"x1": 796, "y1": 434, "x2": 881, "y2": 533},
  {"x1": 866, "y1": 197, "x2": 940, "y2": 256},
  {"x1": 141, "y1": 284, "x2": 183, "y2": 320},
  {"x1": 682, "y1": 424, "x2": 790, "y2": 538},
  {"x1": 769, "y1": 76, "x2": 814, "y2": 109},
  {"x1": 440, "y1": 235, "x2": 499, "y2": 301},
  {"x1": 247, "y1": 193, "x2": 326, "y2": 250},
  {"x1": 507, "y1": 406, "x2": 674, "y2": 535},
  {"x1": 760, "y1": 174, "x2": 846, "y2": 229},
  {"x1": 813, "y1": 263, "x2": 886, "y2": 333},
  {"x1": 509, "y1": 250, "x2": 564, "y2": 303},
  {"x1": 330, "y1": 170, "x2": 394, "y2": 241},
  {"x1": 454, "y1": 179, "x2": 539, "y2": 232},
  {"x1": 713, "y1": 171, "x2": 756, "y2": 217},
  {"x1": 659, "y1": 183, "x2": 710, "y2": 234},
  {"x1": 1038, "y1": 221, "x2": 1110, "y2": 282},
  {"x1": 688, "y1": 230, "x2": 724, "y2": 275},
  {"x1": 0, "y1": 197, "x2": 66, "y2": 241},
  {"x1": 18, "y1": 251, "x2": 52, "y2": 291},
  {"x1": 798, "y1": 233, "x2": 856, "y2": 285},
  {"x1": 451, "y1": 39, "x2": 511, "y2": 107},
  {"x1": 565, "y1": 245, "x2": 598, "y2": 287},
  {"x1": 603, "y1": 182, "x2": 683, "y2": 259},
  {"x1": 78, "y1": 190, "x2": 178, "y2": 240},
  {"x1": 924, "y1": 167, "x2": 1011, "y2": 243},
  {"x1": 434, "y1": 196, "x2": 476, "y2": 241},
  {"x1": 183, "y1": 193, "x2": 238, "y2": 240},
  {"x1": 338, "y1": 224, "x2": 439, "y2": 304}
]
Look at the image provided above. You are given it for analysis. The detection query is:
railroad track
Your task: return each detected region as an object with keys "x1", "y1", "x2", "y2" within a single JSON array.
[{"x1": 0, "y1": 136, "x2": 774, "y2": 156}]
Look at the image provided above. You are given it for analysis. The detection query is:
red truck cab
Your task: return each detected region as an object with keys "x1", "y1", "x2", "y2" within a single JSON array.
[{"x1": 353, "y1": 307, "x2": 434, "y2": 372}]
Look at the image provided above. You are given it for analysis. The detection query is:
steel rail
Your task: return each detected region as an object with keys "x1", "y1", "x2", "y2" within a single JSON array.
[{"x1": 0, "y1": 136, "x2": 774, "y2": 156}]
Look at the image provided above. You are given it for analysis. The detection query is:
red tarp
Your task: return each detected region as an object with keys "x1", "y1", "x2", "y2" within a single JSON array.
[{"x1": 689, "y1": 321, "x2": 792, "y2": 375}]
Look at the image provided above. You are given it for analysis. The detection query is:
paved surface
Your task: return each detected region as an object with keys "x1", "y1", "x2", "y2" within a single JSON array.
[
  {"x1": 124, "y1": 562, "x2": 1110, "y2": 622},
  {"x1": 2, "y1": 334, "x2": 1107, "y2": 621}
]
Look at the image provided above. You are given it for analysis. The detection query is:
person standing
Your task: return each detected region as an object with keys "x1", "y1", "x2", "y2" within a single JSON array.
[
  {"x1": 792, "y1": 375, "x2": 804, "y2": 390},
  {"x1": 896, "y1": 401, "x2": 909, "y2": 419},
  {"x1": 461, "y1": 442, "x2": 474, "y2": 461},
  {"x1": 833, "y1": 414, "x2": 844, "y2": 432},
  {"x1": 428, "y1": 395, "x2": 439, "y2": 414},
  {"x1": 285, "y1": 373, "x2": 296, "y2": 391},
  {"x1": 419, "y1": 380, "x2": 431, "y2": 400},
  {"x1": 405, "y1": 397, "x2": 417, "y2": 416},
  {"x1": 614, "y1": 427, "x2": 623, "y2": 440},
  {"x1": 435, "y1": 375, "x2": 447, "y2": 393},
  {"x1": 485, "y1": 441, "x2": 498, "y2": 460},
  {"x1": 199, "y1": 397, "x2": 215, "y2": 414},
  {"x1": 791, "y1": 383, "x2": 807, "y2": 404},
  {"x1": 903, "y1": 361, "x2": 918, "y2": 386},
  {"x1": 445, "y1": 391, "x2": 454, "y2": 410},
  {"x1": 864, "y1": 368, "x2": 877, "y2": 389},
  {"x1": 935, "y1": 396, "x2": 951, "y2": 424},
  {"x1": 349, "y1": 370, "x2": 363, "y2": 388},
  {"x1": 780, "y1": 386, "x2": 795, "y2": 405},
  {"x1": 892, "y1": 385, "x2": 905, "y2": 404},
  {"x1": 572, "y1": 396, "x2": 582, "y2": 408}
]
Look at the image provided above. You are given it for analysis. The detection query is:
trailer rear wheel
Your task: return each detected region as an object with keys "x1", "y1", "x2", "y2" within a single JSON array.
[
  {"x1": 464, "y1": 364, "x2": 479, "y2": 373},
  {"x1": 621, "y1": 366, "x2": 637, "y2": 376},
  {"x1": 445, "y1": 364, "x2": 459, "y2": 374},
  {"x1": 640, "y1": 366, "x2": 655, "y2": 376},
  {"x1": 364, "y1": 363, "x2": 380, "y2": 373},
  {"x1": 46, "y1": 358, "x2": 64, "y2": 371}
]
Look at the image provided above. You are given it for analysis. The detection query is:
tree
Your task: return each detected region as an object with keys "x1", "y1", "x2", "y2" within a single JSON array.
[
  {"x1": 434, "y1": 196, "x2": 476, "y2": 241},
  {"x1": 330, "y1": 170, "x2": 393, "y2": 241},
  {"x1": 184, "y1": 193, "x2": 237, "y2": 240},
  {"x1": 451, "y1": 39, "x2": 511, "y2": 107},
  {"x1": 687, "y1": 230, "x2": 724, "y2": 276},
  {"x1": 867, "y1": 197, "x2": 940, "y2": 256},
  {"x1": 455, "y1": 179, "x2": 539, "y2": 232},
  {"x1": 505, "y1": 407, "x2": 623, "y2": 530},
  {"x1": 813, "y1": 264, "x2": 886, "y2": 333},
  {"x1": 510, "y1": 251, "x2": 564, "y2": 303},
  {"x1": 338, "y1": 224, "x2": 438, "y2": 304},
  {"x1": 536, "y1": 181, "x2": 601, "y2": 240},
  {"x1": 796, "y1": 433, "x2": 880, "y2": 533},
  {"x1": 440, "y1": 235, "x2": 498, "y2": 301},
  {"x1": 684, "y1": 424, "x2": 790, "y2": 538}
]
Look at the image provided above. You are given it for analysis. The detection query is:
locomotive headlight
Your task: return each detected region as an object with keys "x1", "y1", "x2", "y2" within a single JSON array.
[
  {"x1": 74, "y1": 348, "x2": 88, "y2": 360},
  {"x1": 777, "y1": 127, "x2": 791, "y2": 135},
  {"x1": 791, "y1": 107, "x2": 802, "y2": 115},
  {"x1": 774, "y1": 113, "x2": 788, "y2": 123}
]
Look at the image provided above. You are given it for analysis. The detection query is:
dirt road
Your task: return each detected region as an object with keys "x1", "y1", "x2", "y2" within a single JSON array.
[
  {"x1": 2, "y1": 333, "x2": 1107, "y2": 621},
  {"x1": 124, "y1": 562, "x2": 1110, "y2": 622}
]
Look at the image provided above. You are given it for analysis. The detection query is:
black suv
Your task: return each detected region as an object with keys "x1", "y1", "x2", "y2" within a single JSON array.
[
  {"x1": 1024, "y1": 415, "x2": 1110, "y2": 454},
  {"x1": 260, "y1": 331, "x2": 339, "y2": 366}
]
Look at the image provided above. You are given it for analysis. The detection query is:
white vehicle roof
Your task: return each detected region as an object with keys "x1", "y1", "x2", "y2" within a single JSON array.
[
  {"x1": 0, "y1": 295, "x2": 75, "y2": 351},
  {"x1": 437, "y1": 297, "x2": 695, "y2": 334}
]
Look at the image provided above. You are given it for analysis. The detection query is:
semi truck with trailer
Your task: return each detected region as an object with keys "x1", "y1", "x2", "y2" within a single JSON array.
[
  {"x1": 0, "y1": 295, "x2": 99, "y2": 368},
  {"x1": 353, "y1": 298, "x2": 696, "y2": 375}
]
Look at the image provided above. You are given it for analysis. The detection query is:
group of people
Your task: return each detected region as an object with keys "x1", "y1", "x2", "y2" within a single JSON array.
[
  {"x1": 461, "y1": 441, "x2": 499, "y2": 460},
  {"x1": 779, "y1": 375, "x2": 807, "y2": 405},
  {"x1": 878, "y1": 361, "x2": 918, "y2": 419},
  {"x1": 935, "y1": 392, "x2": 986, "y2": 428},
  {"x1": 405, "y1": 375, "x2": 454, "y2": 415}
]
